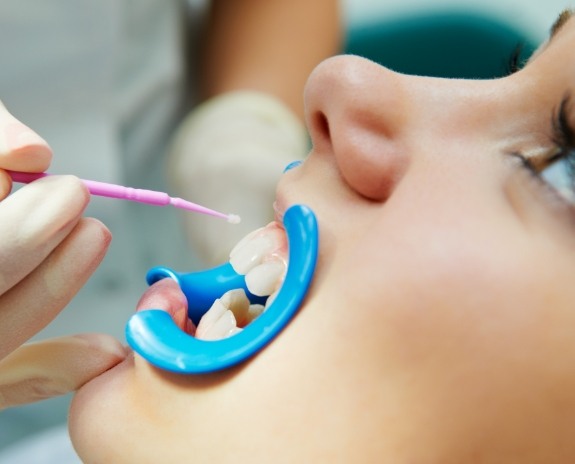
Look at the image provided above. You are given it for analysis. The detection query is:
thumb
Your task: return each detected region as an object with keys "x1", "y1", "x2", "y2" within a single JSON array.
[
  {"x1": 0, "y1": 334, "x2": 127, "y2": 409},
  {"x1": 0, "y1": 99, "x2": 52, "y2": 172}
]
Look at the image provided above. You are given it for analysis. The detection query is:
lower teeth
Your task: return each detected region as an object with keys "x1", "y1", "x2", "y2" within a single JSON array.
[{"x1": 194, "y1": 289, "x2": 271, "y2": 341}]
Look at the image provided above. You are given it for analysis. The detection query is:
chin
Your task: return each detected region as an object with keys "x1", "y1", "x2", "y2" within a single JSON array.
[{"x1": 68, "y1": 354, "x2": 135, "y2": 462}]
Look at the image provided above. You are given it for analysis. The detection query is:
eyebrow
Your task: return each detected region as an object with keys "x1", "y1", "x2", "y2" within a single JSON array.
[
  {"x1": 549, "y1": 8, "x2": 574, "y2": 41},
  {"x1": 529, "y1": 8, "x2": 575, "y2": 62}
]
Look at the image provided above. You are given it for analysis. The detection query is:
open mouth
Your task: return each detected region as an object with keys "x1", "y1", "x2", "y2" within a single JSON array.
[
  {"x1": 194, "y1": 221, "x2": 288, "y2": 340},
  {"x1": 125, "y1": 204, "x2": 318, "y2": 374}
]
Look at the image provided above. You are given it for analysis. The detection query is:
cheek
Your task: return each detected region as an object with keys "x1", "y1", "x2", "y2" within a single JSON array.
[
  {"x1": 327, "y1": 206, "x2": 556, "y2": 394},
  {"x1": 328, "y1": 220, "x2": 575, "y2": 449},
  {"x1": 344, "y1": 223, "x2": 535, "y2": 359}
]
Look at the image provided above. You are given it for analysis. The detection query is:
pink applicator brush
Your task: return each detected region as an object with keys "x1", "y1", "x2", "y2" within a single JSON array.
[{"x1": 7, "y1": 171, "x2": 241, "y2": 224}]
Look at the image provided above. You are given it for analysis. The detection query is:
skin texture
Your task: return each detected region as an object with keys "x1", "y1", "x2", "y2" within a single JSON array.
[
  {"x1": 0, "y1": 103, "x2": 127, "y2": 409},
  {"x1": 70, "y1": 13, "x2": 575, "y2": 464}
]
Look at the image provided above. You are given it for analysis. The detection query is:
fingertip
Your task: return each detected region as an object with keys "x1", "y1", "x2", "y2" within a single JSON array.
[
  {"x1": 0, "y1": 121, "x2": 53, "y2": 171},
  {"x1": 67, "y1": 217, "x2": 112, "y2": 271},
  {"x1": 79, "y1": 218, "x2": 112, "y2": 261},
  {"x1": 81, "y1": 217, "x2": 112, "y2": 246},
  {"x1": 51, "y1": 175, "x2": 91, "y2": 209},
  {"x1": 5, "y1": 175, "x2": 93, "y2": 248},
  {"x1": 26, "y1": 175, "x2": 91, "y2": 219},
  {"x1": 74, "y1": 333, "x2": 129, "y2": 362}
]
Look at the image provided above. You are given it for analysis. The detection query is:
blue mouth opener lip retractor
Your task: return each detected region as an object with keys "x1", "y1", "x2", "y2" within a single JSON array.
[{"x1": 125, "y1": 204, "x2": 318, "y2": 374}]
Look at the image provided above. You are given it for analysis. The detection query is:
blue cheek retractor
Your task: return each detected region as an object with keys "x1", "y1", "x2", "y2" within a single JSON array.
[{"x1": 125, "y1": 204, "x2": 318, "y2": 374}]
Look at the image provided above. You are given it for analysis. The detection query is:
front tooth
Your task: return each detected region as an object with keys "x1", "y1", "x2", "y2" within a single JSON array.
[
  {"x1": 229, "y1": 227, "x2": 262, "y2": 260},
  {"x1": 198, "y1": 309, "x2": 238, "y2": 341},
  {"x1": 245, "y1": 258, "x2": 286, "y2": 297},
  {"x1": 196, "y1": 289, "x2": 255, "y2": 340},
  {"x1": 220, "y1": 288, "x2": 249, "y2": 308},
  {"x1": 229, "y1": 224, "x2": 286, "y2": 275},
  {"x1": 230, "y1": 234, "x2": 277, "y2": 274},
  {"x1": 195, "y1": 299, "x2": 229, "y2": 338},
  {"x1": 221, "y1": 289, "x2": 251, "y2": 327},
  {"x1": 248, "y1": 304, "x2": 264, "y2": 321}
]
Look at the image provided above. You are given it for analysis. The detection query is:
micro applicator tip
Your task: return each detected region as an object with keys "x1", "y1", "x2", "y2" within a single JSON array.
[{"x1": 227, "y1": 214, "x2": 241, "y2": 225}]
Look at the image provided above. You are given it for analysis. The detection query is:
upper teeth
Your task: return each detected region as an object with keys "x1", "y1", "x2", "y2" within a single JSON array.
[
  {"x1": 229, "y1": 222, "x2": 287, "y2": 274},
  {"x1": 195, "y1": 222, "x2": 288, "y2": 341},
  {"x1": 244, "y1": 258, "x2": 285, "y2": 296}
]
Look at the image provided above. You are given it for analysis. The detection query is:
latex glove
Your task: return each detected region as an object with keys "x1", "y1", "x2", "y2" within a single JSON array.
[
  {"x1": 0, "y1": 102, "x2": 126, "y2": 409},
  {"x1": 167, "y1": 91, "x2": 308, "y2": 266}
]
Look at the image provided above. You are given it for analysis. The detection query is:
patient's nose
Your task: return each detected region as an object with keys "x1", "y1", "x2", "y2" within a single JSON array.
[{"x1": 304, "y1": 55, "x2": 413, "y2": 200}]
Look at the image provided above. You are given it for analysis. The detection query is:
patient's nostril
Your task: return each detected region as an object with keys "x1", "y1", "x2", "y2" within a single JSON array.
[{"x1": 312, "y1": 111, "x2": 331, "y2": 146}]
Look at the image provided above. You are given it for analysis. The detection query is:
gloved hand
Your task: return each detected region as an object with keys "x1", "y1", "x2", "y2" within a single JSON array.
[
  {"x1": 167, "y1": 91, "x2": 308, "y2": 266},
  {"x1": 0, "y1": 101, "x2": 126, "y2": 409}
]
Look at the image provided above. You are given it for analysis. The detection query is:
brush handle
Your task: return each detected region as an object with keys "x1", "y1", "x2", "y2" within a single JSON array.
[
  {"x1": 9, "y1": 171, "x2": 170, "y2": 204},
  {"x1": 7, "y1": 170, "x2": 48, "y2": 184},
  {"x1": 6, "y1": 170, "x2": 235, "y2": 221}
]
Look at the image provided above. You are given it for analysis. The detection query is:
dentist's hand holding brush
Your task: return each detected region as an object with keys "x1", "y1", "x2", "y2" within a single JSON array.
[{"x1": 0, "y1": 101, "x2": 126, "y2": 409}]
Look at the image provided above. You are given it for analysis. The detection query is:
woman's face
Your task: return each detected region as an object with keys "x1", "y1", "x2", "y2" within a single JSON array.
[{"x1": 70, "y1": 13, "x2": 575, "y2": 463}]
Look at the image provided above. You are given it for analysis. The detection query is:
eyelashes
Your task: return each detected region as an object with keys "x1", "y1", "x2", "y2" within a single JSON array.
[
  {"x1": 512, "y1": 93, "x2": 575, "y2": 207},
  {"x1": 551, "y1": 93, "x2": 575, "y2": 148},
  {"x1": 506, "y1": 43, "x2": 526, "y2": 75},
  {"x1": 549, "y1": 94, "x2": 575, "y2": 197}
]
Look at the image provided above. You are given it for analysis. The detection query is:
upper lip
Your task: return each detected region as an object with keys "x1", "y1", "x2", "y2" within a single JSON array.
[
  {"x1": 273, "y1": 201, "x2": 284, "y2": 223},
  {"x1": 274, "y1": 189, "x2": 310, "y2": 226},
  {"x1": 273, "y1": 197, "x2": 288, "y2": 224}
]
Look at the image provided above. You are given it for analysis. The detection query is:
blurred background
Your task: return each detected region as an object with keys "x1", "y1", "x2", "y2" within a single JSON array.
[{"x1": 0, "y1": 0, "x2": 571, "y2": 460}]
